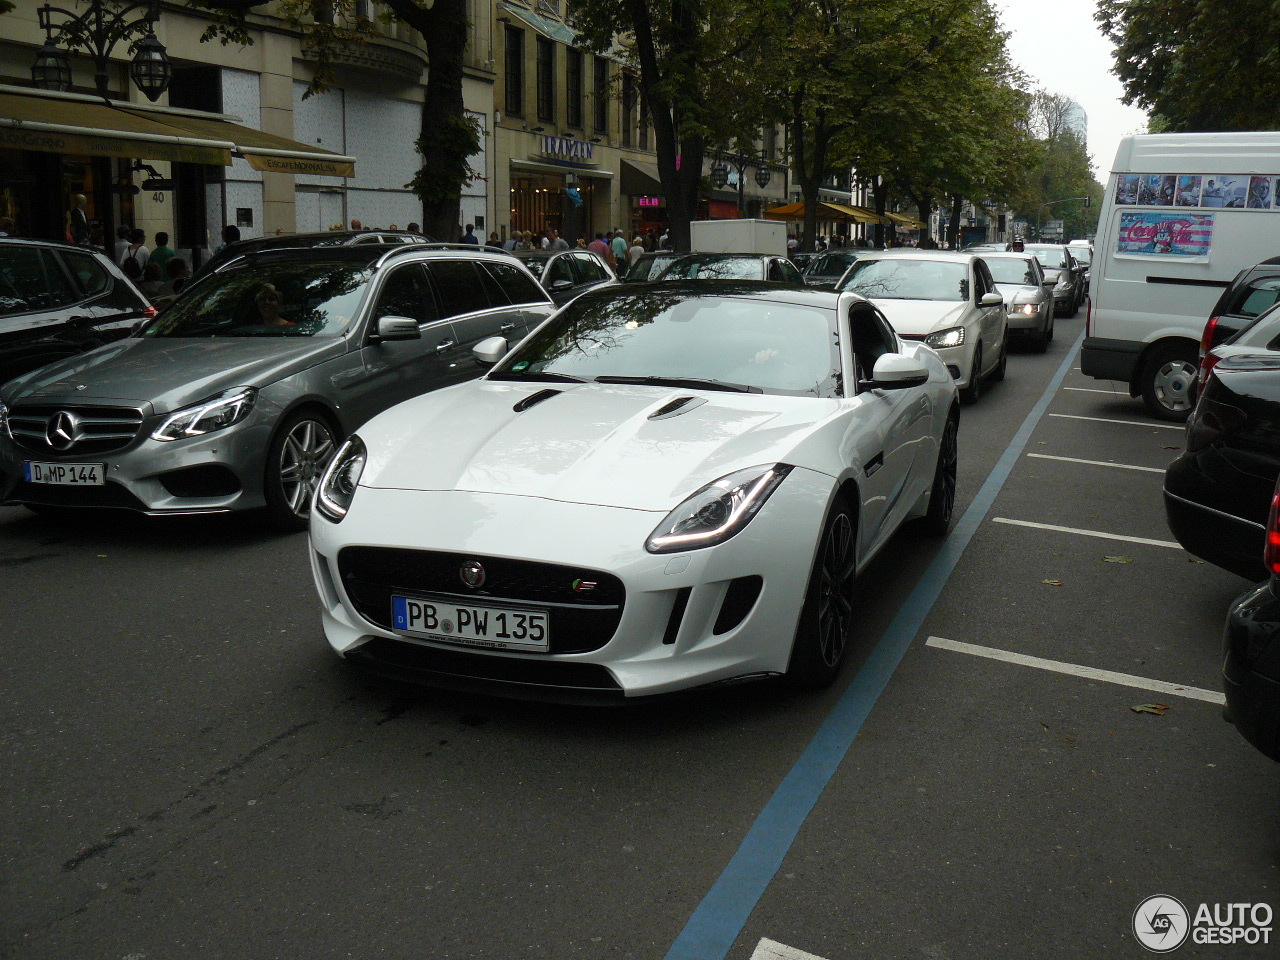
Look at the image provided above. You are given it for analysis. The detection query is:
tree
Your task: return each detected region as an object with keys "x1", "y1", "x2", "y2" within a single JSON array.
[
  {"x1": 1010, "y1": 90, "x2": 1097, "y2": 241},
  {"x1": 189, "y1": 0, "x2": 478, "y2": 239},
  {"x1": 1097, "y1": 0, "x2": 1280, "y2": 131}
]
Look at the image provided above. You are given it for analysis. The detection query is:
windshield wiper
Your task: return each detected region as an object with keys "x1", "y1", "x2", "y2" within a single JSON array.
[
  {"x1": 488, "y1": 370, "x2": 589, "y2": 383},
  {"x1": 593, "y1": 375, "x2": 761, "y2": 393}
]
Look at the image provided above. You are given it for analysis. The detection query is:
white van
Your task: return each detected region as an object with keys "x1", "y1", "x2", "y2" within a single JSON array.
[{"x1": 1082, "y1": 131, "x2": 1280, "y2": 420}]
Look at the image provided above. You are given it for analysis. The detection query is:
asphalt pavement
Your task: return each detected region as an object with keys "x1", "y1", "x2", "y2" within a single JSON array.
[{"x1": 1, "y1": 315, "x2": 1276, "y2": 960}]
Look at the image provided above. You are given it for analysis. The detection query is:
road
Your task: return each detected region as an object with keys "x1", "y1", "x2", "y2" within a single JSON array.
[{"x1": 2, "y1": 316, "x2": 1276, "y2": 959}]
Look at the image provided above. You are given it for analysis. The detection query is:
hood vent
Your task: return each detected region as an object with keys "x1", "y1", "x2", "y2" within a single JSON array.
[
  {"x1": 513, "y1": 388, "x2": 562, "y2": 413},
  {"x1": 648, "y1": 396, "x2": 707, "y2": 421}
]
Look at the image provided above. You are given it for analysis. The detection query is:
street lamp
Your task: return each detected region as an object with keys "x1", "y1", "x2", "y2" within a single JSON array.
[
  {"x1": 33, "y1": 0, "x2": 172, "y2": 102},
  {"x1": 708, "y1": 152, "x2": 769, "y2": 215}
]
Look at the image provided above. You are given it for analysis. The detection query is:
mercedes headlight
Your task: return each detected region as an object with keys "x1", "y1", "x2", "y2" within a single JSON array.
[
  {"x1": 316, "y1": 435, "x2": 367, "y2": 522},
  {"x1": 0, "y1": 399, "x2": 9, "y2": 439},
  {"x1": 152, "y1": 387, "x2": 257, "y2": 441},
  {"x1": 646, "y1": 464, "x2": 792, "y2": 553},
  {"x1": 924, "y1": 326, "x2": 965, "y2": 349}
]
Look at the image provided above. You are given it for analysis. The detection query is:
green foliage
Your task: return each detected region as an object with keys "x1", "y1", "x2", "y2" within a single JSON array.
[
  {"x1": 408, "y1": 111, "x2": 482, "y2": 205},
  {"x1": 1097, "y1": 0, "x2": 1280, "y2": 131},
  {"x1": 1010, "y1": 91, "x2": 1099, "y2": 241}
]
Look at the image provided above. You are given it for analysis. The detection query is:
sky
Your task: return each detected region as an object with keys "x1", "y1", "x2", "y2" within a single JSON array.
[{"x1": 991, "y1": 0, "x2": 1150, "y2": 181}]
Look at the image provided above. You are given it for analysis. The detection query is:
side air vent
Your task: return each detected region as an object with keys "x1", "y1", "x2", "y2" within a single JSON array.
[
  {"x1": 513, "y1": 388, "x2": 562, "y2": 412},
  {"x1": 713, "y1": 576, "x2": 764, "y2": 635},
  {"x1": 648, "y1": 396, "x2": 707, "y2": 420}
]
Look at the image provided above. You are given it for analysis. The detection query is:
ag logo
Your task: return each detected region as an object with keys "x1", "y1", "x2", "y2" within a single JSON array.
[{"x1": 1134, "y1": 895, "x2": 1190, "y2": 952}]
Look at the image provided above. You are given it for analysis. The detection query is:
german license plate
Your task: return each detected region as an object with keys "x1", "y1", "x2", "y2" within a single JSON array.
[
  {"x1": 391, "y1": 595, "x2": 551, "y2": 652},
  {"x1": 23, "y1": 461, "x2": 105, "y2": 485}
]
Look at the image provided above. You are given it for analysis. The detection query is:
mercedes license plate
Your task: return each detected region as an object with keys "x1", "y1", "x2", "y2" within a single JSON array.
[
  {"x1": 391, "y1": 595, "x2": 551, "y2": 652},
  {"x1": 24, "y1": 461, "x2": 105, "y2": 486}
]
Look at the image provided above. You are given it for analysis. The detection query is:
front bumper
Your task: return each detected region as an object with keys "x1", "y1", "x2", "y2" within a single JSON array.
[
  {"x1": 309, "y1": 469, "x2": 834, "y2": 700},
  {"x1": 1006, "y1": 303, "x2": 1049, "y2": 333},
  {"x1": 1224, "y1": 581, "x2": 1280, "y2": 761}
]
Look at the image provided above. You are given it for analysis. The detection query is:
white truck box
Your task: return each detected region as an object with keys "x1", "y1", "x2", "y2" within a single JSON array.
[
  {"x1": 689, "y1": 218, "x2": 787, "y2": 255},
  {"x1": 1083, "y1": 131, "x2": 1280, "y2": 420}
]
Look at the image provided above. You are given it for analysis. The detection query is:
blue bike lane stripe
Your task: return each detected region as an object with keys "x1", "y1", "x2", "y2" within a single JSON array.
[{"x1": 663, "y1": 334, "x2": 1086, "y2": 960}]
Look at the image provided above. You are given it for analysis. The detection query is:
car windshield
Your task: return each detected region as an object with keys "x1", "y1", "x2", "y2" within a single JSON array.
[
  {"x1": 142, "y1": 261, "x2": 371, "y2": 338},
  {"x1": 1069, "y1": 247, "x2": 1092, "y2": 264},
  {"x1": 661, "y1": 258, "x2": 762, "y2": 280},
  {"x1": 839, "y1": 258, "x2": 969, "y2": 301},
  {"x1": 627, "y1": 255, "x2": 677, "y2": 281},
  {"x1": 806, "y1": 253, "x2": 857, "y2": 278},
  {"x1": 1027, "y1": 246, "x2": 1069, "y2": 269},
  {"x1": 512, "y1": 254, "x2": 547, "y2": 272},
  {"x1": 491, "y1": 289, "x2": 841, "y2": 396},
  {"x1": 986, "y1": 258, "x2": 1038, "y2": 286}
]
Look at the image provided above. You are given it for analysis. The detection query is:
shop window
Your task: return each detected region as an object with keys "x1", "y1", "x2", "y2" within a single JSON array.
[
  {"x1": 639, "y1": 90, "x2": 649, "y2": 151},
  {"x1": 505, "y1": 26, "x2": 525, "y2": 117},
  {"x1": 593, "y1": 57, "x2": 608, "y2": 135},
  {"x1": 566, "y1": 50, "x2": 583, "y2": 129},
  {"x1": 536, "y1": 37, "x2": 555, "y2": 124}
]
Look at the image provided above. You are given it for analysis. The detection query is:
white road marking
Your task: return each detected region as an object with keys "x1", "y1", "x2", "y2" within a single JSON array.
[
  {"x1": 992, "y1": 517, "x2": 1183, "y2": 549},
  {"x1": 752, "y1": 939, "x2": 831, "y2": 960},
  {"x1": 1048, "y1": 413, "x2": 1184, "y2": 431},
  {"x1": 1027, "y1": 453, "x2": 1165, "y2": 473},
  {"x1": 926, "y1": 637, "x2": 1226, "y2": 705},
  {"x1": 1064, "y1": 386, "x2": 1128, "y2": 394}
]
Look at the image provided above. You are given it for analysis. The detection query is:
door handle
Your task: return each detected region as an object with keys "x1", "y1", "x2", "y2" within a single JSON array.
[
  {"x1": 500, "y1": 323, "x2": 516, "y2": 333},
  {"x1": 435, "y1": 340, "x2": 456, "y2": 352}
]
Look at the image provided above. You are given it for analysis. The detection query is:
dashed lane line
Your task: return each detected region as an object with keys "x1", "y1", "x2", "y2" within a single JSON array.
[
  {"x1": 751, "y1": 939, "x2": 831, "y2": 960},
  {"x1": 991, "y1": 517, "x2": 1183, "y2": 550},
  {"x1": 1026, "y1": 453, "x2": 1165, "y2": 473},
  {"x1": 926, "y1": 636, "x2": 1226, "y2": 705},
  {"x1": 1063, "y1": 386, "x2": 1128, "y2": 394},
  {"x1": 1048, "y1": 413, "x2": 1184, "y2": 431}
]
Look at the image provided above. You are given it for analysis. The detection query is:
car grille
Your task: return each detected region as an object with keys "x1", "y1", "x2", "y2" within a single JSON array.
[
  {"x1": 336, "y1": 547, "x2": 625, "y2": 655},
  {"x1": 7, "y1": 403, "x2": 146, "y2": 456}
]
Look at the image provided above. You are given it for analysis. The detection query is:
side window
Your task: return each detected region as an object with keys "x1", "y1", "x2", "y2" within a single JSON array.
[
  {"x1": 781, "y1": 260, "x2": 804, "y2": 283},
  {"x1": 546, "y1": 255, "x2": 576, "y2": 287},
  {"x1": 60, "y1": 251, "x2": 112, "y2": 299},
  {"x1": 573, "y1": 253, "x2": 607, "y2": 283},
  {"x1": 767, "y1": 259, "x2": 786, "y2": 282},
  {"x1": 41, "y1": 251, "x2": 78, "y2": 308},
  {"x1": 373, "y1": 263, "x2": 437, "y2": 324},
  {"x1": 1234, "y1": 278, "x2": 1280, "y2": 318},
  {"x1": 850, "y1": 304, "x2": 897, "y2": 387},
  {"x1": 425, "y1": 260, "x2": 493, "y2": 318},
  {"x1": 484, "y1": 261, "x2": 548, "y2": 305},
  {"x1": 974, "y1": 261, "x2": 993, "y2": 298},
  {"x1": 0, "y1": 246, "x2": 54, "y2": 317}
]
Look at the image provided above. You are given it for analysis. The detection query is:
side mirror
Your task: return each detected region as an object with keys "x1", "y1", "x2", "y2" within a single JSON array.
[
  {"x1": 371, "y1": 315, "x2": 421, "y2": 342},
  {"x1": 549, "y1": 278, "x2": 575, "y2": 291},
  {"x1": 979, "y1": 292, "x2": 1004, "y2": 308},
  {"x1": 859, "y1": 353, "x2": 930, "y2": 392},
  {"x1": 473, "y1": 336, "x2": 509, "y2": 366}
]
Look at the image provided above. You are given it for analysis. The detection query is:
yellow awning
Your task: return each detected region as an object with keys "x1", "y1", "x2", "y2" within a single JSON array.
[
  {"x1": 883, "y1": 210, "x2": 926, "y2": 229},
  {"x1": 764, "y1": 200, "x2": 892, "y2": 225},
  {"x1": 0, "y1": 88, "x2": 355, "y2": 176}
]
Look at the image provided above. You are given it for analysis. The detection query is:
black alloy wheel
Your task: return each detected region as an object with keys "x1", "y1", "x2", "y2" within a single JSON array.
[
  {"x1": 787, "y1": 498, "x2": 857, "y2": 689},
  {"x1": 991, "y1": 330, "x2": 1008, "y2": 382},
  {"x1": 961, "y1": 344, "x2": 984, "y2": 404},
  {"x1": 918, "y1": 413, "x2": 958, "y2": 537}
]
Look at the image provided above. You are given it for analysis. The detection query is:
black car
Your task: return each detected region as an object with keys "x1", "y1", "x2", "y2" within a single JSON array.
[
  {"x1": 1224, "y1": 514, "x2": 1280, "y2": 761},
  {"x1": 1197, "y1": 256, "x2": 1280, "y2": 374},
  {"x1": 656, "y1": 253, "x2": 805, "y2": 283},
  {"x1": 622, "y1": 251, "x2": 680, "y2": 283},
  {"x1": 1, "y1": 238, "x2": 153, "y2": 389},
  {"x1": 509, "y1": 249, "x2": 616, "y2": 306},
  {"x1": 802, "y1": 249, "x2": 864, "y2": 289},
  {"x1": 1164, "y1": 353, "x2": 1280, "y2": 580},
  {"x1": 196, "y1": 230, "x2": 430, "y2": 280}
]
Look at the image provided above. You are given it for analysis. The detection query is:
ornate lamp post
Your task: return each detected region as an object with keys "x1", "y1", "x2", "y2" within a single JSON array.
[
  {"x1": 708, "y1": 152, "x2": 772, "y2": 216},
  {"x1": 32, "y1": 0, "x2": 172, "y2": 102}
]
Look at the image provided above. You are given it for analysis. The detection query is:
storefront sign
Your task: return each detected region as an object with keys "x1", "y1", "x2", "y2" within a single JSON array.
[
  {"x1": 0, "y1": 125, "x2": 230, "y2": 166},
  {"x1": 636, "y1": 196, "x2": 664, "y2": 207},
  {"x1": 540, "y1": 135, "x2": 594, "y2": 164},
  {"x1": 243, "y1": 152, "x2": 355, "y2": 178}
]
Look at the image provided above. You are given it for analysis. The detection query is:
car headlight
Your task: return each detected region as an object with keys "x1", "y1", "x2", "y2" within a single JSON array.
[
  {"x1": 152, "y1": 387, "x2": 257, "y2": 441},
  {"x1": 646, "y1": 464, "x2": 792, "y2": 553},
  {"x1": 924, "y1": 326, "x2": 965, "y2": 349},
  {"x1": 315, "y1": 435, "x2": 367, "y2": 523},
  {"x1": 1010, "y1": 302, "x2": 1039, "y2": 316},
  {"x1": 0, "y1": 399, "x2": 9, "y2": 439}
]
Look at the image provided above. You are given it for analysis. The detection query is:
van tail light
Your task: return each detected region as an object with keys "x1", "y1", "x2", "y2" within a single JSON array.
[
  {"x1": 142, "y1": 306, "x2": 158, "y2": 318},
  {"x1": 1265, "y1": 473, "x2": 1280, "y2": 576},
  {"x1": 1198, "y1": 316, "x2": 1220, "y2": 384}
]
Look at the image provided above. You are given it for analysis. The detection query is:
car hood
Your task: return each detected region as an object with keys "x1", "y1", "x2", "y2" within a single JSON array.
[
  {"x1": 4, "y1": 337, "x2": 342, "y2": 413},
  {"x1": 993, "y1": 282, "x2": 1043, "y2": 304},
  {"x1": 356, "y1": 380, "x2": 841, "y2": 511},
  {"x1": 869, "y1": 299, "x2": 970, "y2": 335}
]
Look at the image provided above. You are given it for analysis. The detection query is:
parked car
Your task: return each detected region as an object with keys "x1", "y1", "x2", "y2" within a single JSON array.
[
  {"x1": 0, "y1": 244, "x2": 554, "y2": 529},
  {"x1": 0, "y1": 238, "x2": 154, "y2": 389},
  {"x1": 1197, "y1": 257, "x2": 1280, "y2": 384},
  {"x1": 1223, "y1": 478, "x2": 1280, "y2": 761},
  {"x1": 196, "y1": 230, "x2": 431, "y2": 280},
  {"x1": 1164, "y1": 352, "x2": 1280, "y2": 580},
  {"x1": 510, "y1": 249, "x2": 616, "y2": 306},
  {"x1": 308, "y1": 281, "x2": 959, "y2": 701},
  {"x1": 656, "y1": 253, "x2": 805, "y2": 283},
  {"x1": 802, "y1": 249, "x2": 865, "y2": 289},
  {"x1": 983, "y1": 252, "x2": 1055, "y2": 352},
  {"x1": 836, "y1": 250, "x2": 1008, "y2": 403},
  {"x1": 1067, "y1": 241, "x2": 1093, "y2": 288},
  {"x1": 1022, "y1": 242, "x2": 1082, "y2": 317},
  {"x1": 622, "y1": 251, "x2": 680, "y2": 284}
]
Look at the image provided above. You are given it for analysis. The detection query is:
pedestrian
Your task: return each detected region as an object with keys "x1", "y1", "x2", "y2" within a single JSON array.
[
  {"x1": 588, "y1": 231, "x2": 612, "y2": 266},
  {"x1": 120, "y1": 228, "x2": 150, "y2": 273},
  {"x1": 167, "y1": 257, "x2": 191, "y2": 294},
  {"x1": 628, "y1": 235, "x2": 645, "y2": 266},
  {"x1": 69, "y1": 195, "x2": 90, "y2": 245},
  {"x1": 610, "y1": 228, "x2": 628, "y2": 265},
  {"x1": 486, "y1": 231, "x2": 504, "y2": 251},
  {"x1": 1009, "y1": 235, "x2": 1025, "y2": 252},
  {"x1": 114, "y1": 226, "x2": 131, "y2": 263},
  {"x1": 151, "y1": 231, "x2": 176, "y2": 273},
  {"x1": 502, "y1": 231, "x2": 517, "y2": 251},
  {"x1": 216, "y1": 224, "x2": 240, "y2": 253},
  {"x1": 461, "y1": 223, "x2": 479, "y2": 244},
  {"x1": 137, "y1": 260, "x2": 171, "y2": 299},
  {"x1": 548, "y1": 228, "x2": 569, "y2": 251},
  {"x1": 350, "y1": 218, "x2": 362, "y2": 230}
]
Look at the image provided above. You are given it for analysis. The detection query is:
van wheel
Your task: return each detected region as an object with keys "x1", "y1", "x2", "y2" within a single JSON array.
[
  {"x1": 1141, "y1": 343, "x2": 1198, "y2": 422},
  {"x1": 961, "y1": 345, "x2": 983, "y2": 404}
]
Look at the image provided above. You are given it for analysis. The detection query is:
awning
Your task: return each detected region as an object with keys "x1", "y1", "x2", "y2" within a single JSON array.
[
  {"x1": 620, "y1": 159, "x2": 663, "y2": 196},
  {"x1": 511, "y1": 158, "x2": 613, "y2": 178},
  {"x1": 0, "y1": 87, "x2": 355, "y2": 176},
  {"x1": 883, "y1": 211, "x2": 926, "y2": 229},
  {"x1": 764, "y1": 201, "x2": 892, "y2": 225},
  {"x1": 501, "y1": 1, "x2": 578, "y2": 44}
]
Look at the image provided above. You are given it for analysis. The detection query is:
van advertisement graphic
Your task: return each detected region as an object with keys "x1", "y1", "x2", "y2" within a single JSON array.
[
  {"x1": 1116, "y1": 173, "x2": 1280, "y2": 210},
  {"x1": 1117, "y1": 212, "x2": 1214, "y2": 257}
]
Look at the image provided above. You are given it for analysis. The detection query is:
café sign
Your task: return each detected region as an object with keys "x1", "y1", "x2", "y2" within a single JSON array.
[{"x1": 540, "y1": 134, "x2": 594, "y2": 164}]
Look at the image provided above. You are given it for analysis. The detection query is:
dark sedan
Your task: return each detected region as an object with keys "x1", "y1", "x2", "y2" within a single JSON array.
[
  {"x1": 656, "y1": 253, "x2": 804, "y2": 283},
  {"x1": 801, "y1": 249, "x2": 864, "y2": 289},
  {"x1": 1, "y1": 238, "x2": 153, "y2": 389},
  {"x1": 510, "y1": 249, "x2": 616, "y2": 305},
  {"x1": 622, "y1": 251, "x2": 680, "y2": 283},
  {"x1": 196, "y1": 230, "x2": 430, "y2": 280}
]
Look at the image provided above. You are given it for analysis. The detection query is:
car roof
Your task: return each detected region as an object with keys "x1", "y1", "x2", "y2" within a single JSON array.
[
  {"x1": 668, "y1": 252, "x2": 777, "y2": 261},
  {"x1": 856, "y1": 249, "x2": 977, "y2": 263},
  {"x1": 983, "y1": 252, "x2": 1037, "y2": 261},
  {"x1": 577, "y1": 278, "x2": 848, "y2": 307},
  {"x1": 0, "y1": 236, "x2": 110, "y2": 254}
]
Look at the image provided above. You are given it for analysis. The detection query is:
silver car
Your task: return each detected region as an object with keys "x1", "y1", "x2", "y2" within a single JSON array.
[
  {"x1": 0, "y1": 245, "x2": 555, "y2": 529},
  {"x1": 983, "y1": 252, "x2": 1055, "y2": 352}
]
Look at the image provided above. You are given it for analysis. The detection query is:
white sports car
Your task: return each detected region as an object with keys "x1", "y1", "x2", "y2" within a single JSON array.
[{"x1": 309, "y1": 282, "x2": 959, "y2": 701}]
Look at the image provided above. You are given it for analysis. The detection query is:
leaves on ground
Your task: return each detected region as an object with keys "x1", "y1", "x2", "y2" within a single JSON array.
[
  {"x1": 1042, "y1": 578, "x2": 1063, "y2": 586},
  {"x1": 1131, "y1": 703, "x2": 1170, "y2": 716},
  {"x1": 1103, "y1": 555, "x2": 1134, "y2": 564}
]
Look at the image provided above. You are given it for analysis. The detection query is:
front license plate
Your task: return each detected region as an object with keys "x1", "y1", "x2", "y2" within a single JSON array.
[
  {"x1": 23, "y1": 461, "x2": 105, "y2": 486},
  {"x1": 391, "y1": 595, "x2": 551, "y2": 652}
]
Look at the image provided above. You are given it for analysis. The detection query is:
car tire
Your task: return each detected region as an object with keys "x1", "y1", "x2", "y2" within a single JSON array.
[
  {"x1": 991, "y1": 331, "x2": 1008, "y2": 382},
  {"x1": 786, "y1": 496, "x2": 857, "y2": 690},
  {"x1": 1140, "y1": 342, "x2": 1199, "y2": 422},
  {"x1": 264, "y1": 411, "x2": 339, "y2": 532},
  {"x1": 917, "y1": 412, "x2": 958, "y2": 537},
  {"x1": 1046, "y1": 311, "x2": 1055, "y2": 344},
  {"x1": 960, "y1": 344, "x2": 983, "y2": 404}
]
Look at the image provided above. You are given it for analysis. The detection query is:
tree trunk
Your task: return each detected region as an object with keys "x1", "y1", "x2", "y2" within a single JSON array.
[
  {"x1": 792, "y1": 103, "x2": 830, "y2": 253},
  {"x1": 410, "y1": 0, "x2": 469, "y2": 240},
  {"x1": 917, "y1": 193, "x2": 933, "y2": 245},
  {"x1": 872, "y1": 179, "x2": 889, "y2": 248},
  {"x1": 948, "y1": 193, "x2": 963, "y2": 249}
]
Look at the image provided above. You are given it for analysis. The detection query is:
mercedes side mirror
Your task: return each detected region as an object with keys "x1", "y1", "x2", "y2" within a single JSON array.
[
  {"x1": 473, "y1": 336, "x2": 509, "y2": 366},
  {"x1": 371, "y1": 316, "x2": 421, "y2": 342}
]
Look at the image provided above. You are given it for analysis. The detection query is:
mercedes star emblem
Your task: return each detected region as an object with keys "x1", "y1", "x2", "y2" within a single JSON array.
[
  {"x1": 46, "y1": 410, "x2": 79, "y2": 451},
  {"x1": 459, "y1": 560, "x2": 486, "y2": 589}
]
